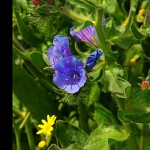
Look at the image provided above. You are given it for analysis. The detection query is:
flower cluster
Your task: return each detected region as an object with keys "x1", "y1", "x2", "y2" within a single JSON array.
[
  {"x1": 70, "y1": 25, "x2": 103, "y2": 71},
  {"x1": 47, "y1": 35, "x2": 87, "y2": 94},
  {"x1": 47, "y1": 25, "x2": 103, "y2": 93}
]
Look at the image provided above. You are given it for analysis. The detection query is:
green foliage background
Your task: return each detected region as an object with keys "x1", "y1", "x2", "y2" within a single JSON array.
[{"x1": 13, "y1": 0, "x2": 150, "y2": 150}]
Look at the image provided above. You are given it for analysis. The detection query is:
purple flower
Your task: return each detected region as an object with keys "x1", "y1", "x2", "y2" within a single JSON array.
[
  {"x1": 53, "y1": 56, "x2": 87, "y2": 93},
  {"x1": 86, "y1": 50, "x2": 103, "y2": 72},
  {"x1": 47, "y1": 35, "x2": 87, "y2": 94},
  {"x1": 70, "y1": 25, "x2": 100, "y2": 45},
  {"x1": 47, "y1": 35, "x2": 72, "y2": 66},
  {"x1": 149, "y1": 0, "x2": 150, "y2": 5},
  {"x1": 148, "y1": 11, "x2": 150, "y2": 19}
]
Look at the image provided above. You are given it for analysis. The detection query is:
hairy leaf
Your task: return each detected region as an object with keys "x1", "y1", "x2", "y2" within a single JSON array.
[{"x1": 54, "y1": 120, "x2": 88, "y2": 148}]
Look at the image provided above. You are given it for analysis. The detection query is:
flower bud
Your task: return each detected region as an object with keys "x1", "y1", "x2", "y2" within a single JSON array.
[
  {"x1": 138, "y1": 9, "x2": 146, "y2": 15},
  {"x1": 38, "y1": 140, "x2": 46, "y2": 148},
  {"x1": 141, "y1": 80, "x2": 149, "y2": 90},
  {"x1": 33, "y1": 0, "x2": 40, "y2": 5}
]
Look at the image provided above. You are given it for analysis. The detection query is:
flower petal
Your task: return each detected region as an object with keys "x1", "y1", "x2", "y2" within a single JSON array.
[
  {"x1": 65, "y1": 84, "x2": 80, "y2": 93},
  {"x1": 78, "y1": 70, "x2": 87, "y2": 87},
  {"x1": 41, "y1": 119, "x2": 47, "y2": 125},
  {"x1": 47, "y1": 115, "x2": 50, "y2": 122},
  {"x1": 53, "y1": 35, "x2": 72, "y2": 57},
  {"x1": 53, "y1": 56, "x2": 76, "y2": 75},
  {"x1": 53, "y1": 56, "x2": 86, "y2": 93},
  {"x1": 38, "y1": 124, "x2": 45, "y2": 128},
  {"x1": 47, "y1": 46, "x2": 64, "y2": 66},
  {"x1": 49, "y1": 127, "x2": 54, "y2": 131},
  {"x1": 53, "y1": 72, "x2": 69, "y2": 90},
  {"x1": 48, "y1": 115, "x2": 56, "y2": 125},
  {"x1": 70, "y1": 25, "x2": 99, "y2": 44},
  {"x1": 36, "y1": 129, "x2": 45, "y2": 134},
  {"x1": 47, "y1": 35, "x2": 72, "y2": 66},
  {"x1": 53, "y1": 56, "x2": 84, "y2": 74}
]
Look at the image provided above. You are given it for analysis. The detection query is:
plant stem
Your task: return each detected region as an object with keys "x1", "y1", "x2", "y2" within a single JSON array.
[
  {"x1": 115, "y1": 96, "x2": 131, "y2": 134},
  {"x1": 19, "y1": 112, "x2": 31, "y2": 129},
  {"x1": 13, "y1": 107, "x2": 25, "y2": 118},
  {"x1": 25, "y1": 119, "x2": 36, "y2": 150},
  {"x1": 78, "y1": 101, "x2": 89, "y2": 133},
  {"x1": 95, "y1": 9, "x2": 111, "y2": 55},
  {"x1": 13, "y1": 120, "x2": 21, "y2": 150},
  {"x1": 140, "y1": 124, "x2": 149, "y2": 150}
]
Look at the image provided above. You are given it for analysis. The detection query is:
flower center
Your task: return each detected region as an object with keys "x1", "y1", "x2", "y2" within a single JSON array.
[
  {"x1": 66, "y1": 71, "x2": 80, "y2": 85},
  {"x1": 45, "y1": 124, "x2": 51, "y2": 131}
]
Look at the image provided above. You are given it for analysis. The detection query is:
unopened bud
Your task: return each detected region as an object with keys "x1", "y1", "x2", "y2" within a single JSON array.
[
  {"x1": 38, "y1": 140, "x2": 46, "y2": 148},
  {"x1": 141, "y1": 80, "x2": 149, "y2": 90}
]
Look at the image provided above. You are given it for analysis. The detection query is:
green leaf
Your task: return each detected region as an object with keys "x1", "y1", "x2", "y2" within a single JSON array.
[
  {"x1": 14, "y1": 10, "x2": 43, "y2": 47},
  {"x1": 118, "y1": 107, "x2": 150, "y2": 123},
  {"x1": 88, "y1": 82, "x2": 100, "y2": 107},
  {"x1": 84, "y1": 124, "x2": 129, "y2": 150},
  {"x1": 54, "y1": 120, "x2": 89, "y2": 148},
  {"x1": 141, "y1": 36, "x2": 150, "y2": 57},
  {"x1": 100, "y1": 53, "x2": 131, "y2": 98},
  {"x1": 103, "y1": 0, "x2": 115, "y2": 13},
  {"x1": 42, "y1": 50, "x2": 51, "y2": 66},
  {"x1": 124, "y1": 0, "x2": 138, "y2": 33},
  {"x1": 127, "y1": 88, "x2": 150, "y2": 107},
  {"x1": 30, "y1": 51, "x2": 47, "y2": 71},
  {"x1": 48, "y1": 144, "x2": 84, "y2": 150},
  {"x1": 119, "y1": 87, "x2": 150, "y2": 123},
  {"x1": 131, "y1": 23, "x2": 145, "y2": 40},
  {"x1": 37, "y1": 5, "x2": 50, "y2": 14},
  {"x1": 94, "y1": 103, "x2": 116, "y2": 125},
  {"x1": 125, "y1": 112, "x2": 150, "y2": 123},
  {"x1": 13, "y1": 61, "x2": 60, "y2": 122},
  {"x1": 73, "y1": 20, "x2": 92, "y2": 31},
  {"x1": 66, "y1": 0, "x2": 104, "y2": 11},
  {"x1": 50, "y1": 123, "x2": 129, "y2": 150},
  {"x1": 105, "y1": 18, "x2": 121, "y2": 38}
]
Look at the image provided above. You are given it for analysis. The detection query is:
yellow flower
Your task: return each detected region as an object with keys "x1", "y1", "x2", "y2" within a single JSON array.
[
  {"x1": 38, "y1": 140, "x2": 46, "y2": 148},
  {"x1": 138, "y1": 9, "x2": 145, "y2": 15},
  {"x1": 130, "y1": 54, "x2": 140, "y2": 64},
  {"x1": 121, "y1": 18, "x2": 129, "y2": 26},
  {"x1": 36, "y1": 115, "x2": 57, "y2": 136}
]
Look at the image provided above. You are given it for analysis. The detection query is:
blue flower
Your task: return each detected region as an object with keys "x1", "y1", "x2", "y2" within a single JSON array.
[
  {"x1": 70, "y1": 25, "x2": 100, "y2": 45},
  {"x1": 47, "y1": 35, "x2": 72, "y2": 66},
  {"x1": 86, "y1": 50, "x2": 103, "y2": 72},
  {"x1": 47, "y1": 35, "x2": 87, "y2": 94},
  {"x1": 53, "y1": 56, "x2": 87, "y2": 93}
]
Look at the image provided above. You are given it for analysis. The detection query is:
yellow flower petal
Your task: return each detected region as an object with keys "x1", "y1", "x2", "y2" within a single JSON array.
[
  {"x1": 37, "y1": 114, "x2": 57, "y2": 136},
  {"x1": 50, "y1": 127, "x2": 54, "y2": 131},
  {"x1": 49, "y1": 115, "x2": 56, "y2": 125},
  {"x1": 38, "y1": 124, "x2": 45, "y2": 128},
  {"x1": 36, "y1": 129, "x2": 45, "y2": 134},
  {"x1": 47, "y1": 131, "x2": 52, "y2": 136},
  {"x1": 47, "y1": 115, "x2": 51, "y2": 122},
  {"x1": 42, "y1": 119, "x2": 47, "y2": 125}
]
